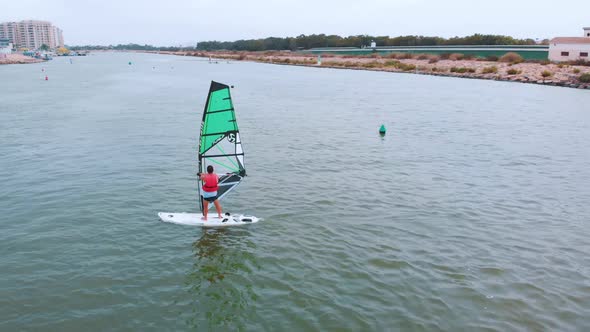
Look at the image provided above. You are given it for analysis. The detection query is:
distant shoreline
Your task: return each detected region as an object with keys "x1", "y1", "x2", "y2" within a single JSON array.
[
  {"x1": 153, "y1": 50, "x2": 590, "y2": 90},
  {"x1": 0, "y1": 54, "x2": 44, "y2": 65}
]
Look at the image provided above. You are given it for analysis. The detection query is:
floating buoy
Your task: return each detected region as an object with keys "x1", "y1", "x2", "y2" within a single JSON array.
[
  {"x1": 379, "y1": 124, "x2": 386, "y2": 135},
  {"x1": 128, "y1": 61, "x2": 132, "y2": 65}
]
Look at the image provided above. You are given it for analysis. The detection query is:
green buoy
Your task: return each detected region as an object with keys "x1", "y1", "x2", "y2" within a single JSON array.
[{"x1": 379, "y1": 124, "x2": 386, "y2": 135}]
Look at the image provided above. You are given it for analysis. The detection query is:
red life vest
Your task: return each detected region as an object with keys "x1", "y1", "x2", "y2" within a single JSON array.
[{"x1": 202, "y1": 173, "x2": 219, "y2": 192}]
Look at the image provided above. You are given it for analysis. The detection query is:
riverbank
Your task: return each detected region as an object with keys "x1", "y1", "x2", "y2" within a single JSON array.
[
  {"x1": 0, "y1": 54, "x2": 44, "y2": 65},
  {"x1": 156, "y1": 50, "x2": 590, "y2": 89}
]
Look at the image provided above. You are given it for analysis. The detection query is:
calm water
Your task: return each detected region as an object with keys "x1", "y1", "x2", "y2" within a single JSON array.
[{"x1": 1, "y1": 52, "x2": 589, "y2": 331}]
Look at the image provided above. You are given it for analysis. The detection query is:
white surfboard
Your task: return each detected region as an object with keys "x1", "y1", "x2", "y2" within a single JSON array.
[{"x1": 158, "y1": 212, "x2": 260, "y2": 227}]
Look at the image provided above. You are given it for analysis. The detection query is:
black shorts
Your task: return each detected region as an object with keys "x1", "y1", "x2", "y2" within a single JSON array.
[{"x1": 203, "y1": 195, "x2": 217, "y2": 203}]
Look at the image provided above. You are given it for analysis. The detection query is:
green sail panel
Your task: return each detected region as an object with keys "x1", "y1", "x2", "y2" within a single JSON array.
[
  {"x1": 197, "y1": 81, "x2": 246, "y2": 211},
  {"x1": 199, "y1": 82, "x2": 239, "y2": 155}
]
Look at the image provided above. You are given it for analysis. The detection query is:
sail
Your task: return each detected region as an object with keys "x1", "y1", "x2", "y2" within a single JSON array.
[{"x1": 198, "y1": 81, "x2": 245, "y2": 210}]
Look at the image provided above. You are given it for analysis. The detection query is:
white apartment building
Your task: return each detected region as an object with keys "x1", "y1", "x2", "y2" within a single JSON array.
[
  {"x1": 54, "y1": 26, "x2": 64, "y2": 48},
  {"x1": 0, "y1": 20, "x2": 64, "y2": 50},
  {"x1": 549, "y1": 27, "x2": 590, "y2": 62}
]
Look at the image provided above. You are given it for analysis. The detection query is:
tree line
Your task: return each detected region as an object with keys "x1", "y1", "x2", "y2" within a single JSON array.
[
  {"x1": 68, "y1": 34, "x2": 544, "y2": 52},
  {"x1": 195, "y1": 34, "x2": 542, "y2": 51},
  {"x1": 67, "y1": 44, "x2": 194, "y2": 51}
]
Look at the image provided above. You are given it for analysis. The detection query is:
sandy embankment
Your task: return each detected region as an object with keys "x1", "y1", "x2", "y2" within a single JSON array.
[
  {"x1": 0, "y1": 54, "x2": 44, "y2": 65},
  {"x1": 156, "y1": 50, "x2": 590, "y2": 89}
]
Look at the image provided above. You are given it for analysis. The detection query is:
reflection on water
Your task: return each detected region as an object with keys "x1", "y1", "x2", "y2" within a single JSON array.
[{"x1": 185, "y1": 228, "x2": 259, "y2": 329}]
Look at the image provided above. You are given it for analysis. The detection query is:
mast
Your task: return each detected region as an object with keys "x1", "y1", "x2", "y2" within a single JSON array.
[{"x1": 197, "y1": 81, "x2": 246, "y2": 212}]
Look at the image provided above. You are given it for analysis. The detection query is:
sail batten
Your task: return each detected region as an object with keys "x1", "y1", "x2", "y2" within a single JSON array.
[{"x1": 197, "y1": 81, "x2": 246, "y2": 212}]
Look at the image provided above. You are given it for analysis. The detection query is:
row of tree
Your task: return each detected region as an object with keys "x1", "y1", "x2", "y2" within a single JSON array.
[
  {"x1": 68, "y1": 34, "x2": 546, "y2": 52},
  {"x1": 195, "y1": 34, "x2": 544, "y2": 51},
  {"x1": 67, "y1": 44, "x2": 193, "y2": 51}
]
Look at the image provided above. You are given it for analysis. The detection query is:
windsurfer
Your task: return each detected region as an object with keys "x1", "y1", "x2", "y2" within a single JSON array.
[{"x1": 198, "y1": 165, "x2": 223, "y2": 220}]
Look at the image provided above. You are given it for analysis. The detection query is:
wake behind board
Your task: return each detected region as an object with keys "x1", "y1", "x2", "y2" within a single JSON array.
[{"x1": 158, "y1": 212, "x2": 259, "y2": 227}]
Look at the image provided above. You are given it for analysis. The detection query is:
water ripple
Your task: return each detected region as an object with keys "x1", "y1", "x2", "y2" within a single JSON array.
[{"x1": 1, "y1": 52, "x2": 589, "y2": 331}]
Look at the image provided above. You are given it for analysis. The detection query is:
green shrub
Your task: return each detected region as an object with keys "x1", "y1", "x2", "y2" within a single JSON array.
[
  {"x1": 362, "y1": 62, "x2": 378, "y2": 68},
  {"x1": 570, "y1": 59, "x2": 590, "y2": 66},
  {"x1": 486, "y1": 55, "x2": 499, "y2": 61},
  {"x1": 506, "y1": 68, "x2": 521, "y2": 75},
  {"x1": 540, "y1": 60, "x2": 551, "y2": 65},
  {"x1": 389, "y1": 53, "x2": 412, "y2": 60},
  {"x1": 482, "y1": 66, "x2": 498, "y2": 74},
  {"x1": 499, "y1": 52, "x2": 524, "y2": 63},
  {"x1": 579, "y1": 73, "x2": 590, "y2": 83},
  {"x1": 399, "y1": 63, "x2": 416, "y2": 71},
  {"x1": 573, "y1": 68, "x2": 581, "y2": 74},
  {"x1": 417, "y1": 54, "x2": 429, "y2": 60},
  {"x1": 428, "y1": 55, "x2": 440, "y2": 63},
  {"x1": 431, "y1": 67, "x2": 438, "y2": 72},
  {"x1": 323, "y1": 61, "x2": 342, "y2": 66},
  {"x1": 541, "y1": 70, "x2": 552, "y2": 78},
  {"x1": 451, "y1": 67, "x2": 475, "y2": 74},
  {"x1": 383, "y1": 61, "x2": 416, "y2": 71},
  {"x1": 450, "y1": 67, "x2": 472, "y2": 73},
  {"x1": 440, "y1": 53, "x2": 451, "y2": 60},
  {"x1": 449, "y1": 53, "x2": 464, "y2": 61}
]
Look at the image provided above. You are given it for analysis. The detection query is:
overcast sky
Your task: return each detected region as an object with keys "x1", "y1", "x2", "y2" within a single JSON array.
[{"x1": 2, "y1": 0, "x2": 589, "y2": 46}]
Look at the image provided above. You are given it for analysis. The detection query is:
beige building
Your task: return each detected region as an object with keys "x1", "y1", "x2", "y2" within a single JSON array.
[
  {"x1": 54, "y1": 26, "x2": 64, "y2": 48},
  {"x1": 0, "y1": 20, "x2": 64, "y2": 50},
  {"x1": 0, "y1": 23, "x2": 17, "y2": 46},
  {"x1": 549, "y1": 27, "x2": 590, "y2": 62}
]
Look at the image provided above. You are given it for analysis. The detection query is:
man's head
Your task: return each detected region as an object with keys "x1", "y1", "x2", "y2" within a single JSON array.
[{"x1": 207, "y1": 165, "x2": 214, "y2": 174}]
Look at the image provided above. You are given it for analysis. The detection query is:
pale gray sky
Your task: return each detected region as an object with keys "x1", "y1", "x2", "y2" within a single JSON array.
[{"x1": 2, "y1": 0, "x2": 589, "y2": 46}]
